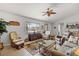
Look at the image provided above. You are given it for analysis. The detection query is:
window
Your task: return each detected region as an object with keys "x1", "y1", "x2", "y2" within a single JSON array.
[
  {"x1": 27, "y1": 23, "x2": 40, "y2": 33},
  {"x1": 27, "y1": 22, "x2": 49, "y2": 33}
]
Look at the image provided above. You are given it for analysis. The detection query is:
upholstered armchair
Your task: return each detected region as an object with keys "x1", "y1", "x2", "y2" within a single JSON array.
[{"x1": 9, "y1": 31, "x2": 24, "y2": 49}]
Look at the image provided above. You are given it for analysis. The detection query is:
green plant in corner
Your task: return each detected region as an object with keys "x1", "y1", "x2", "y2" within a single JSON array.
[
  {"x1": 0, "y1": 18, "x2": 8, "y2": 32},
  {"x1": 0, "y1": 18, "x2": 20, "y2": 39},
  {"x1": 0, "y1": 18, "x2": 8, "y2": 41}
]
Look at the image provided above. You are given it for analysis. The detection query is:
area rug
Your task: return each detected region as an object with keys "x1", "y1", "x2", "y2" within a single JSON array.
[
  {"x1": 24, "y1": 42, "x2": 40, "y2": 55},
  {"x1": 24, "y1": 40, "x2": 54, "y2": 55}
]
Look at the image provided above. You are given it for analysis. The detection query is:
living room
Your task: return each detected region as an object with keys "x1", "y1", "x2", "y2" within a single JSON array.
[{"x1": 0, "y1": 3, "x2": 79, "y2": 56}]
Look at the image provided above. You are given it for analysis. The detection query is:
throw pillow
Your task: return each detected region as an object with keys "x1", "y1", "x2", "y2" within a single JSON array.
[{"x1": 68, "y1": 36, "x2": 74, "y2": 42}]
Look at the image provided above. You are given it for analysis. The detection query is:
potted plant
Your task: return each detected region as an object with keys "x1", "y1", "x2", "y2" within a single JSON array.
[
  {"x1": 0, "y1": 18, "x2": 8, "y2": 52},
  {"x1": 0, "y1": 18, "x2": 8, "y2": 41}
]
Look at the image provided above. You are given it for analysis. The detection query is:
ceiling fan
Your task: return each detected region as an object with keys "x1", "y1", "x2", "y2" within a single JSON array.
[{"x1": 42, "y1": 8, "x2": 56, "y2": 16}]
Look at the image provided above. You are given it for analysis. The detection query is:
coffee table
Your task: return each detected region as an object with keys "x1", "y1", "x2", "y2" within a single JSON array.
[{"x1": 38, "y1": 40, "x2": 56, "y2": 53}]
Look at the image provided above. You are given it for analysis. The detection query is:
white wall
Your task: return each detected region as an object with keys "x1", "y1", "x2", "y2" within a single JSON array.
[
  {"x1": 0, "y1": 11, "x2": 50, "y2": 46},
  {"x1": 51, "y1": 14, "x2": 79, "y2": 35},
  {"x1": 0, "y1": 11, "x2": 28, "y2": 46}
]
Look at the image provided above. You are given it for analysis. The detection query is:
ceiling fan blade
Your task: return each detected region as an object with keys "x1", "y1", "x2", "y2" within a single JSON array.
[
  {"x1": 51, "y1": 12, "x2": 56, "y2": 14},
  {"x1": 42, "y1": 8, "x2": 56, "y2": 16},
  {"x1": 50, "y1": 9, "x2": 53, "y2": 11},
  {"x1": 42, "y1": 13, "x2": 47, "y2": 16},
  {"x1": 48, "y1": 13, "x2": 51, "y2": 16},
  {"x1": 47, "y1": 8, "x2": 50, "y2": 10}
]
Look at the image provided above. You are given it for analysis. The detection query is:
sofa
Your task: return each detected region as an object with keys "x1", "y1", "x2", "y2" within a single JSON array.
[
  {"x1": 28, "y1": 32, "x2": 42, "y2": 41},
  {"x1": 40, "y1": 35, "x2": 79, "y2": 56},
  {"x1": 57, "y1": 35, "x2": 79, "y2": 55}
]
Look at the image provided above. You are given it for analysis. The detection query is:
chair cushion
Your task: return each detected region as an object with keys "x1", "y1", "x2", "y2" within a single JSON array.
[
  {"x1": 10, "y1": 32, "x2": 18, "y2": 40},
  {"x1": 15, "y1": 40, "x2": 24, "y2": 45},
  {"x1": 13, "y1": 39, "x2": 22, "y2": 43}
]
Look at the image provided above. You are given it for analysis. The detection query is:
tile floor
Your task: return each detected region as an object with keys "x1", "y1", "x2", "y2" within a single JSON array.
[{"x1": 0, "y1": 46, "x2": 41, "y2": 56}]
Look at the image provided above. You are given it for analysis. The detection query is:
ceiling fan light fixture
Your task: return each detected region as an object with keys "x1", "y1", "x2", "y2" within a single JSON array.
[{"x1": 42, "y1": 8, "x2": 56, "y2": 16}]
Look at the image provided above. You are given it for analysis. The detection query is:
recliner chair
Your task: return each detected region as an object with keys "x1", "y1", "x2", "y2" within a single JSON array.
[{"x1": 9, "y1": 31, "x2": 24, "y2": 49}]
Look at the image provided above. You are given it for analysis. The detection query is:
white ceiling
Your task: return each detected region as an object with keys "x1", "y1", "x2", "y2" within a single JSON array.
[{"x1": 0, "y1": 3, "x2": 79, "y2": 23}]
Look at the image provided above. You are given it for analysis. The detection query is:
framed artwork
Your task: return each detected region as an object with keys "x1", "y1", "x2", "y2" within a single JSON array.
[
  {"x1": 8, "y1": 21, "x2": 20, "y2": 26},
  {"x1": 66, "y1": 24, "x2": 79, "y2": 29}
]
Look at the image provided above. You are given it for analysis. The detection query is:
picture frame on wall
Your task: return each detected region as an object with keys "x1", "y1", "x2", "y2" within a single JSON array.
[{"x1": 66, "y1": 23, "x2": 79, "y2": 29}]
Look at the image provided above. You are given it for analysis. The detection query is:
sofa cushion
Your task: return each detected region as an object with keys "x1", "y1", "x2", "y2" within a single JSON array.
[
  {"x1": 68, "y1": 36, "x2": 79, "y2": 44},
  {"x1": 78, "y1": 40, "x2": 79, "y2": 45},
  {"x1": 63, "y1": 41, "x2": 77, "y2": 48},
  {"x1": 68, "y1": 36, "x2": 74, "y2": 42},
  {"x1": 73, "y1": 37, "x2": 78, "y2": 44}
]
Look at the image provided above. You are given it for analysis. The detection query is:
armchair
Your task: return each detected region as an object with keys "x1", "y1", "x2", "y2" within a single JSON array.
[{"x1": 9, "y1": 31, "x2": 24, "y2": 49}]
